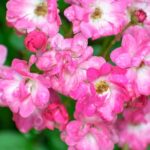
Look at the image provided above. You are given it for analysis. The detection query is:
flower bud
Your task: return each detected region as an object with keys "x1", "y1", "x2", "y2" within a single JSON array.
[
  {"x1": 134, "y1": 9, "x2": 147, "y2": 23},
  {"x1": 44, "y1": 103, "x2": 69, "y2": 130},
  {"x1": 24, "y1": 30, "x2": 47, "y2": 52}
]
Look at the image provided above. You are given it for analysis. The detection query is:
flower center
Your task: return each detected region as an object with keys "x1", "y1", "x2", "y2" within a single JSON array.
[
  {"x1": 95, "y1": 80, "x2": 109, "y2": 94},
  {"x1": 91, "y1": 8, "x2": 102, "y2": 19},
  {"x1": 34, "y1": 2, "x2": 48, "y2": 17},
  {"x1": 25, "y1": 79, "x2": 36, "y2": 93}
]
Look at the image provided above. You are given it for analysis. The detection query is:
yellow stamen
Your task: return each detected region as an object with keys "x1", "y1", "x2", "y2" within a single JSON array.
[
  {"x1": 95, "y1": 80, "x2": 109, "y2": 94},
  {"x1": 91, "y1": 8, "x2": 102, "y2": 19},
  {"x1": 34, "y1": 2, "x2": 48, "y2": 17}
]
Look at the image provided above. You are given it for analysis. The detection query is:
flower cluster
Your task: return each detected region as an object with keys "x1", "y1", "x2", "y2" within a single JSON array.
[{"x1": 1, "y1": 0, "x2": 150, "y2": 149}]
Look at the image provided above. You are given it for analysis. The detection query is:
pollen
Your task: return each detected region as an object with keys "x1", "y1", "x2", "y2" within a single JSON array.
[
  {"x1": 95, "y1": 80, "x2": 109, "y2": 94},
  {"x1": 34, "y1": 2, "x2": 48, "y2": 17},
  {"x1": 91, "y1": 8, "x2": 102, "y2": 20}
]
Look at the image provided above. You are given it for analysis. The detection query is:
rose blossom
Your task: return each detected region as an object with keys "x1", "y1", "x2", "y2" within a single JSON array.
[
  {"x1": 6, "y1": 0, "x2": 61, "y2": 36},
  {"x1": 111, "y1": 26, "x2": 150, "y2": 96},
  {"x1": 0, "y1": 59, "x2": 50, "y2": 118},
  {"x1": 116, "y1": 96, "x2": 150, "y2": 150},
  {"x1": 74, "y1": 63, "x2": 129, "y2": 122},
  {"x1": 0, "y1": 45, "x2": 8, "y2": 106},
  {"x1": 33, "y1": 33, "x2": 105, "y2": 98},
  {"x1": 13, "y1": 89, "x2": 69, "y2": 132},
  {"x1": 64, "y1": 0, "x2": 129, "y2": 39},
  {"x1": 61, "y1": 120, "x2": 117, "y2": 150}
]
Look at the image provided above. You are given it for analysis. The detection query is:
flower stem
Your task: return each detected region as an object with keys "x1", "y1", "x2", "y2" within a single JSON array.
[
  {"x1": 101, "y1": 22, "x2": 133, "y2": 61},
  {"x1": 122, "y1": 144, "x2": 129, "y2": 150}
]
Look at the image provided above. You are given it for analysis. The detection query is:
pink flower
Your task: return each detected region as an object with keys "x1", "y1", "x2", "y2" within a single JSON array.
[
  {"x1": 116, "y1": 96, "x2": 150, "y2": 150},
  {"x1": 50, "y1": 33, "x2": 88, "y2": 58},
  {"x1": 24, "y1": 30, "x2": 48, "y2": 53},
  {"x1": 13, "y1": 111, "x2": 44, "y2": 133},
  {"x1": 134, "y1": 9, "x2": 147, "y2": 23},
  {"x1": 50, "y1": 56, "x2": 104, "y2": 97},
  {"x1": 43, "y1": 102, "x2": 69, "y2": 130},
  {"x1": 75, "y1": 63, "x2": 129, "y2": 122},
  {"x1": 13, "y1": 89, "x2": 69, "y2": 132},
  {"x1": 111, "y1": 26, "x2": 150, "y2": 96},
  {"x1": 64, "y1": 0, "x2": 129, "y2": 39},
  {"x1": 34, "y1": 33, "x2": 105, "y2": 98},
  {"x1": 6, "y1": 0, "x2": 61, "y2": 36},
  {"x1": 0, "y1": 59, "x2": 50, "y2": 118},
  {"x1": 0, "y1": 45, "x2": 7, "y2": 106},
  {"x1": 61, "y1": 120, "x2": 117, "y2": 150},
  {"x1": 35, "y1": 33, "x2": 90, "y2": 73}
]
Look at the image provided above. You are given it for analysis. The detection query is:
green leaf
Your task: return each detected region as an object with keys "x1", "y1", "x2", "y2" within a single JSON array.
[
  {"x1": 0, "y1": 131, "x2": 33, "y2": 150},
  {"x1": 147, "y1": 145, "x2": 150, "y2": 150},
  {"x1": 44, "y1": 129, "x2": 67, "y2": 150},
  {"x1": 9, "y1": 32, "x2": 25, "y2": 50}
]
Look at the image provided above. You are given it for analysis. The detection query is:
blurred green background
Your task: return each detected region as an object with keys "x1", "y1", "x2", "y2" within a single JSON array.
[{"x1": 1, "y1": 0, "x2": 150, "y2": 150}]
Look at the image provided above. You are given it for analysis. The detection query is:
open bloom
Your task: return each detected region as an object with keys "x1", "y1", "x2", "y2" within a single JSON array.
[
  {"x1": 61, "y1": 120, "x2": 117, "y2": 150},
  {"x1": 74, "y1": 63, "x2": 129, "y2": 122},
  {"x1": 35, "y1": 33, "x2": 90, "y2": 73},
  {"x1": 111, "y1": 26, "x2": 150, "y2": 96},
  {"x1": 6, "y1": 0, "x2": 61, "y2": 36},
  {"x1": 116, "y1": 96, "x2": 150, "y2": 150},
  {"x1": 13, "y1": 89, "x2": 69, "y2": 132},
  {"x1": 64, "y1": 0, "x2": 129, "y2": 39},
  {"x1": 34, "y1": 33, "x2": 105, "y2": 98},
  {"x1": 0, "y1": 58, "x2": 69, "y2": 132},
  {"x1": 0, "y1": 59, "x2": 50, "y2": 118}
]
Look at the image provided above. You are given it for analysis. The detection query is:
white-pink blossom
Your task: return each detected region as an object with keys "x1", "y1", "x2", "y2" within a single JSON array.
[
  {"x1": 61, "y1": 120, "x2": 117, "y2": 150},
  {"x1": 111, "y1": 26, "x2": 150, "y2": 96},
  {"x1": 64, "y1": 0, "x2": 129, "y2": 39},
  {"x1": 6, "y1": 0, "x2": 61, "y2": 36}
]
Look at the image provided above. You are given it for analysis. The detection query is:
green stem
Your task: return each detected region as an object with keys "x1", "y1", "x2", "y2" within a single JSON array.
[
  {"x1": 99, "y1": 37, "x2": 113, "y2": 56},
  {"x1": 122, "y1": 144, "x2": 129, "y2": 150},
  {"x1": 100, "y1": 22, "x2": 133, "y2": 61},
  {"x1": 101, "y1": 37, "x2": 116, "y2": 59}
]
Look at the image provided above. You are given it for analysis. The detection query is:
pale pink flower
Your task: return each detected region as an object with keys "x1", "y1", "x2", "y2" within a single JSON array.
[
  {"x1": 13, "y1": 89, "x2": 69, "y2": 132},
  {"x1": 116, "y1": 96, "x2": 150, "y2": 150},
  {"x1": 0, "y1": 45, "x2": 7, "y2": 106},
  {"x1": 75, "y1": 63, "x2": 129, "y2": 122},
  {"x1": 111, "y1": 26, "x2": 150, "y2": 96},
  {"x1": 6, "y1": 0, "x2": 61, "y2": 36},
  {"x1": 0, "y1": 59, "x2": 50, "y2": 118},
  {"x1": 64, "y1": 0, "x2": 129, "y2": 39},
  {"x1": 49, "y1": 56, "x2": 105, "y2": 98},
  {"x1": 34, "y1": 33, "x2": 105, "y2": 98},
  {"x1": 35, "y1": 33, "x2": 90, "y2": 73},
  {"x1": 61, "y1": 120, "x2": 117, "y2": 150},
  {"x1": 75, "y1": 63, "x2": 128, "y2": 121}
]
